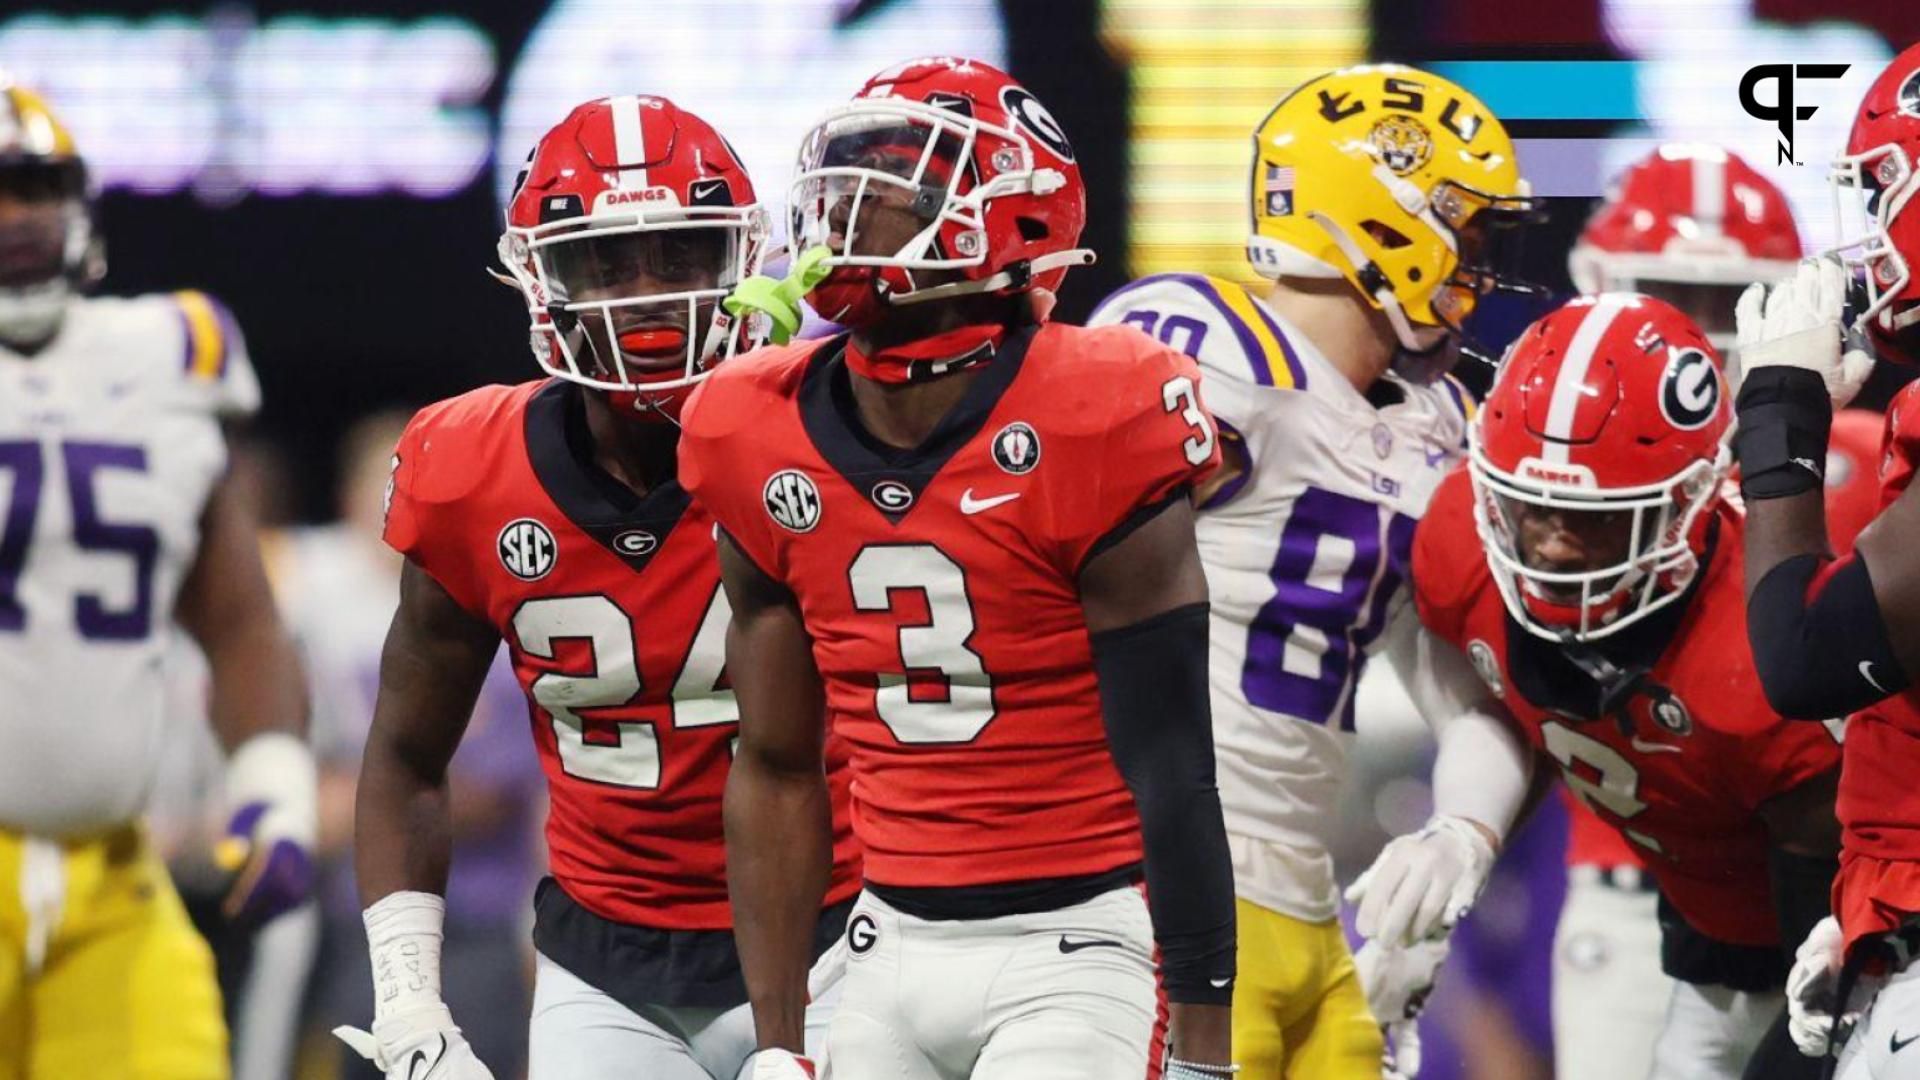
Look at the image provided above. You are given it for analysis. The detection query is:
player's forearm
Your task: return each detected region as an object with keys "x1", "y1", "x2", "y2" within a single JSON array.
[
  {"x1": 1431, "y1": 707, "x2": 1530, "y2": 842},
  {"x1": 1167, "y1": 1003, "x2": 1234, "y2": 1070},
  {"x1": 353, "y1": 731, "x2": 454, "y2": 904},
  {"x1": 1742, "y1": 490, "x2": 1833, "y2": 597},
  {"x1": 724, "y1": 752, "x2": 831, "y2": 1051},
  {"x1": 201, "y1": 607, "x2": 309, "y2": 751}
]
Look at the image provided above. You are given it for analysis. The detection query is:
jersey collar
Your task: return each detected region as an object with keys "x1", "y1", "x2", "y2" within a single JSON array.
[{"x1": 524, "y1": 378, "x2": 691, "y2": 573}]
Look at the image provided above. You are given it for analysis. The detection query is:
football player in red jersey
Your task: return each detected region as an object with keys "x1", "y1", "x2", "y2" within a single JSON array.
[
  {"x1": 1377, "y1": 294, "x2": 1846, "y2": 1080},
  {"x1": 340, "y1": 97, "x2": 862, "y2": 1080},
  {"x1": 1550, "y1": 142, "x2": 1856, "y2": 1080},
  {"x1": 1730, "y1": 42, "x2": 1920, "y2": 1079},
  {"x1": 677, "y1": 57, "x2": 1238, "y2": 1080}
]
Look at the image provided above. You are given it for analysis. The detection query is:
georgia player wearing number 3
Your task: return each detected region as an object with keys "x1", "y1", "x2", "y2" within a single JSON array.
[
  {"x1": 344, "y1": 97, "x2": 860, "y2": 1080},
  {"x1": 679, "y1": 57, "x2": 1239, "y2": 1079}
]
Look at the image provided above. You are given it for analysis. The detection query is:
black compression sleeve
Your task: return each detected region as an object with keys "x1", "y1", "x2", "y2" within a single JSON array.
[
  {"x1": 1747, "y1": 553, "x2": 1910, "y2": 718},
  {"x1": 1091, "y1": 602, "x2": 1236, "y2": 1005},
  {"x1": 1734, "y1": 367, "x2": 1833, "y2": 500},
  {"x1": 1740, "y1": 1009, "x2": 1826, "y2": 1080}
]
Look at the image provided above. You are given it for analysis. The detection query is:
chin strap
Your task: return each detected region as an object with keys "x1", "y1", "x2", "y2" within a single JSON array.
[{"x1": 1307, "y1": 209, "x2": 1449, "y2": 356}]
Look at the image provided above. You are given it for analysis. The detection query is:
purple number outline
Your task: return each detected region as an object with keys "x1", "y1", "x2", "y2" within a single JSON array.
[
  {"x1": 63, "y1": 442, "x2": 160, "y2": 641},
  {"x1": 1241, "y1": 487, "x2": 1415, "y2": 731},
  {"x1": 0, "y1": 440, "x2": 44, "y2": 632}
]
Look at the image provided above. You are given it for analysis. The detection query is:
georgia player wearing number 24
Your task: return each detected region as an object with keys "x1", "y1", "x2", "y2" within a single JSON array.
[
  {"x1": 679, "y1": 57, "x2": 1239, "y2": 1080},
  {"x1": 342, "y1": 97, "x2": 860, "y2": 1080}
]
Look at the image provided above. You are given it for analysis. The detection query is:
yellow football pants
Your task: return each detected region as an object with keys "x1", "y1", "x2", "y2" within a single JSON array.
[
  {"x1": 0, "y1": 824, "x2": 228, "y2": 1079},
  {"x1": 1232, "y1": 897, "x2": 1382, "y2": 1079}
]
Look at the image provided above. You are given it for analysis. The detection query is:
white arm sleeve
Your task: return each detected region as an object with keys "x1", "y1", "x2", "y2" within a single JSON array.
[{"x1": 1382, "y1": 607, "x2": 1533, "y2": 842}]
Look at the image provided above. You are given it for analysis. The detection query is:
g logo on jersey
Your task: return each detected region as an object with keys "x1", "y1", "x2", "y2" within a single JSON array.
[
  {"x1": 498, "y1": 518, "x2": 557, "y2": 581},
  {"x1": 871, "y1": 480, "x2": 914, "y2": 512},
  {"x1": 992, "y1": 421, "x2": 1041, "y2": 475},
  {"x1": 613, "y1": 529, "x2": 658, "y2": 557},
  {"x1": 1659, "y1": 347, "x2": 1720, "y2": 430},
  {"x1": 848, "y1": 913, "x2": 879, "y2": 956},
  {"x1": 764, "y1": 470, "x2": 822, "y2": 533},
  {"x1": 1000, "y1": 87, "x2": 1074, "y2": 163}
]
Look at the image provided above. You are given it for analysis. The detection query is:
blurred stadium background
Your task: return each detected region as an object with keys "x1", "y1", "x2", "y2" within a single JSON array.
[{"x1": 7, "y1": 1, "x2": 1920, "y2": 1077}]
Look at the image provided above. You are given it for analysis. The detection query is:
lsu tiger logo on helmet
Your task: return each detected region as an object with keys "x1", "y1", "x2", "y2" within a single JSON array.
[{"x1": 1246, "y1": 64, "x2": 1541, "y2": 354}]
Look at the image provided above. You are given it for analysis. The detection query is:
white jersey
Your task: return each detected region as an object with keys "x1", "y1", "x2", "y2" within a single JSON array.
[
  {"x1": 0, "y1": 291, "x2": 258, "y2": 836},
  {"x1": 1088, "y1": 273, "x2": 1469, "y2": 919}
]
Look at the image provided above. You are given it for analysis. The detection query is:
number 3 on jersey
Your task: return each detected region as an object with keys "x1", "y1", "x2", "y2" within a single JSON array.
[
  {"x1": 849, "y1": 544, "x2": 996, "y2": 744},
  {"x1": 511, "y1": 586, "x2": 734, "y2": 789}
]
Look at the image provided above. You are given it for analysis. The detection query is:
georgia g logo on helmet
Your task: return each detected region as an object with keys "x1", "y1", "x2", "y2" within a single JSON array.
[{"x1": 1659, "y1": 346, "x2": 1721, "y2": 430}]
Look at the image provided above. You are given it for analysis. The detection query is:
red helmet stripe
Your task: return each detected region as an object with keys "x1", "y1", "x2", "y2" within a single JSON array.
[
  {"x1": 608, "y1": 94, "x2": 649, "y2": 190},
  {"x1": 1542, "y1": 294, "x2": 1631, "y2": 462}
]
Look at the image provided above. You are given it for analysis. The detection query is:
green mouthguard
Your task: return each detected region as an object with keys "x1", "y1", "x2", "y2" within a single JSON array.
[{"x1": 723, "y1": 245, "x2": 835, "y2": 345}]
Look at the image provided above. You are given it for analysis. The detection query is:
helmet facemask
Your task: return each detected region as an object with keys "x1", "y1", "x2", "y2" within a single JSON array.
[
  {"x1": 499, "y1": 205, "x2": 765, "y2": 410},
  {"x1": 1426, "y1": 180, "x2": 1550, "y2": 359},
  {"x1": 1470, "y1": 424, "x2": 1728, "y2": 643},
  {"x1": 0, "y1": 157, "x2": 98, "y2": 348},
  {"x1": 1831, "y1": 141, "x2": 1919, "y2": 340}
]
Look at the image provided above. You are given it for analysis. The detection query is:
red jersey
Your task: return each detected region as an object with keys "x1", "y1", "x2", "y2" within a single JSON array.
[
  {"x1": 679, "y1": 323, "x2": 1220, "y2": 889},
  {"x1": 1835, "y1": 383, "x2": 1920, "y2": 950},
  {"x1": 384, "y1": 379, "x2": 861, "y2": 930},
  {"x1": 1416, "y1": 469, "x2": 1841, "y2": 947}
]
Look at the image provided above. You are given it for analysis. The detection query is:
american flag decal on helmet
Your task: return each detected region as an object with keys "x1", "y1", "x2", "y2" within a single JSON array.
[{"x1": 1264, "y1": 164, "x2": 1295, "y2": 216}]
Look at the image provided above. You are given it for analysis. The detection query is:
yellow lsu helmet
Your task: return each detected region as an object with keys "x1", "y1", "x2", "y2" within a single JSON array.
[
  {"x1": 1247, "y1": 63, "x2": 1540, "y2": 351},
  {"x1": 0, "y1": 72, "x2": 100, "y2": 345}
]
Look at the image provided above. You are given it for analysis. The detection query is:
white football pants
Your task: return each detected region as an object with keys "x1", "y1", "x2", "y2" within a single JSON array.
[
  {"x1": 1648, "y1": 980, "x2": 1782, "y2": 1080},
  {"x1": 1835, "y1": 956, "x2": 1920, "y2": 1078},
  {"x1": 822, "y1": 885, "x2": 1165, "y2": 1080},
  {"x1": 528, "y1": 947, "x2": 841, "y2": 1080},
  {"x1": 1553, "y1": 871, "x2": 1673, "y2": 1080}
]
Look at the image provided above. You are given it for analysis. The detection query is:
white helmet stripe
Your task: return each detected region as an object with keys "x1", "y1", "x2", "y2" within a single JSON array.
[
  {"x1": 608, "y1": 94, "x2": 649, "y2": 191},
  {"x1": 1542, "y1": 293, "x2": 1632, "y2": 463},
  {"x1": 1692, "y1": 151, "x2": 1725, "y2": 236}
]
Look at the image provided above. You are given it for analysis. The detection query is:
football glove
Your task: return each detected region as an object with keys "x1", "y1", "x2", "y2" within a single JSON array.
[
  {"x1": 215, "y1": 732, "x2": 317, "y2": 925},
  {"x1": 1355, "y1": 937, "x2": 1448, "y2": 1080},
  {"x1": 1786, "y1": 915, "x2": 1883, "y2": 1057},
  {"x1": 1736, "y1": 256, "x2": 1875, "y2": 408},
  {"x1": 748, "y1": 1048, "x2": 817, "y2": 1079},
  {"x1": 334, "y1": 1008, "x2": 494, "y2": 1080},
  {"x1": 1347, "y1": 816, "x2": 1496, "y2": 948}
]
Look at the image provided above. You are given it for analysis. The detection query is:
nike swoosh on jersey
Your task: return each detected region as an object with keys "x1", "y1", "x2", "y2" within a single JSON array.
[
  {"x1": 1628, "y1": 737, "x2": 1684, "y2": 755},
  {"x1": 1057, "y1": 935, "x2": 1125, "y2": 954},
  {"x1": 1861, "y1": 660, "x2": 1892, "y2": 695},
  {"x1": 959, "y1": 489, "x2": 1021, "y2": 515},
  {"x1": 1893, "y1": 1030, "x2": 1919, "y2": 1054}
]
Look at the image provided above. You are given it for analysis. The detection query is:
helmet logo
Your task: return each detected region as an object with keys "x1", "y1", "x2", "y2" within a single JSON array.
[
  {"x1": 1262, "y1": 163, "x2": 1296, "y2": 217},
  {"x1": 1659, "y1": 347, "x2": 1720, "y2": 430},
  {"x1": 1369, "y1": 115, "x2": 1433, "y2": 176},
  {"x1": 1000, "y1": 86, "x2": 1075, "y2": 163}
]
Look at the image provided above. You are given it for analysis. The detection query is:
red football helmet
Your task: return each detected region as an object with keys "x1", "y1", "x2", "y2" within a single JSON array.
[
  {"x1": 1569, "y1": 144, "x2": 1801, "y2": 357},
  {"x1": 498, "y1": 95, "x2": 769, "y2": 421},
  {"x1": 1833, "y1": 41, "x2": 1920, "y2": 363},
  {"x1": 789, "y1": 56, "x2": 1092, "y2": 327},
  {"x1": 1470, "y1": 293, "x2": 1731, "y2": 642}
]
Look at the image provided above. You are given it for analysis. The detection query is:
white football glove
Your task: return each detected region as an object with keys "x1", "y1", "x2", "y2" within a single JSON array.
[
  {"x1": 1355, "y1": 936, "x2": 1448, "y2": 1079},
  {"x1": 334, "y1": 1006, "x2": 495, "y2": 1080},
  {"x1": 1347, "y1": 816, "x2": 1496, "y2": 947},
  {"x1": 749, "y1": 1048, "x2": 818, "y2": 1079},
  {"x1": 1736, "y1": 256, "x2": 1875, "y2": 407},
  {"x1": 1786, "y1": 915, "x2": 1884, "y2": 1058}
]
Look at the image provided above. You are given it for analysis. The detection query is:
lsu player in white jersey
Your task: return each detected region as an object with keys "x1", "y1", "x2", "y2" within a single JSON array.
[
  {"x1": 1088, "y1": 64, "x2": 1541, "y2": 1079},
  {"x1": 0, "y1": 77, "x2": 315, "y2": 1078}
]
